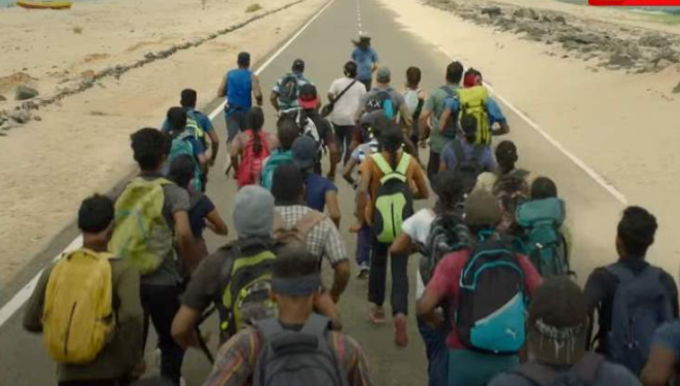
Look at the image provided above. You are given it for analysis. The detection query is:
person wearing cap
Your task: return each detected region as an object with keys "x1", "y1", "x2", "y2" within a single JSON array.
[
  {"x1": 218, "y1": 52, "x2": 263, "y2": 174},
  {"x1": 488, "y1": 277, "x2": 642, "y2": 386},
  {"x1": 292, "y1": 136, "x2": 341, "y2": 227},
  {"x1": 437, "y1": 68, "x2": 510, "y2": 146},
  {"x1": 172, "y1": 185, "x2": 278, "y2": 347},
  {"x1": 271, "y1": 164, "x2": 350, "y2": 304},
  {"x1": 297, "y1": 83, "x2": 340, "y2": 179},
  {"x1": 352, "y1": 34, "x2": 379, "y2": 91},
  {"x1": 270, "y1": 58, "x2": 312, "y2": 113},
  {"x1": 439, "y1": 114, "x2": 496, "y2": 177},
  {"x1": 355, "y1": 66, "x2": 411, "y2": 127},
  {"x1": 202, "y1": 247, "x2": 374, "y2": 386},
  {"x1": 328, "y1": 61, "x2": 368, "y2": 164},
  {"x1": 416, "y1": 188, "x2": 542, "y2": 386}
]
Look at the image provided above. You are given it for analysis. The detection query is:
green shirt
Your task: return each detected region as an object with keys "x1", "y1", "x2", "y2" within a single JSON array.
[{"x1": 423, "y1": 84, "x2": 459, "y2": 154}]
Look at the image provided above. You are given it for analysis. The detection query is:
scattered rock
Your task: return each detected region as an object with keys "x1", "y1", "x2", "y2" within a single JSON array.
[
  {"x1": 608, "y1": 54, "x2": 635, "y2": 68},
  {"x1": 558, "y1": 32, "x2": 601, "y2": 45},
  {"x1": 15, "y1": 85, "x2": 39, "y2": 101},
  {"x1": 33, "y1": 115, "x2": 42, "y2": 121},
  {"x1": 639, "y1": 34, "x2": 671, "y2": 48},
  {"x1": 481, "y1": 6, "x2": 502, "y2": 19},
  {"x1": 0, "y1": 95, "x2": 6, "y2": 102},
  {"x1": 10, "y1": 109, "x2": 31, "y2": 124},
  {"x1": 673, "y1": 82, "x2": 680, "y2": 94},
  {"x1": 553, "y1": 15, "x2": 567, "y2": 25},
  {"x1": 656, "y1": 59, "x2": 673, "y2": 69}
]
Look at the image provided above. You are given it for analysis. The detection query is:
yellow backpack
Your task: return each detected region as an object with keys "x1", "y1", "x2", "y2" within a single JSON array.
[
  {"x1": 42, "y1": 249, "x2": 115, "y2": 364},
  {"x1": 458, "y1": 86, "x2": 491, "y2": 146}
]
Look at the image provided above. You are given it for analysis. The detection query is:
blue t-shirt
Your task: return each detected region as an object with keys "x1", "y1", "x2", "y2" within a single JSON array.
[
  {"x1": 441, "y1": 138, "x2": 497, "y2": 172},
  {"x1": 226, "y1": 68, "x2": 253, "y2": 113},
  {"x1": 653, "y1": 320, "x2": 680, "y2": 370},
  {"x1": 444, "y1": 96, "x2": 507, "y2": 127},
  {"x1": 305, "y1": 173, "x2": 337, "y2": 212},
  {"x1": 189, "y1": 193, "x2": 215, "y2": 239},
  {"x1": 352, "y1": 47, "x2": 379, "y2": 81}
]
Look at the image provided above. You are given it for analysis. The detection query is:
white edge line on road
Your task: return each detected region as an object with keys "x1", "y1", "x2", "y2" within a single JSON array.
[
  {"x1": 435, "y1": 45, "x2": 628, "y2": 205},
  {"x1": 208, "y1": 0, "x2": 337, "y2": 121},
  {"x1": 0, "y1": 0, "x2": 337, "y2": 330}
]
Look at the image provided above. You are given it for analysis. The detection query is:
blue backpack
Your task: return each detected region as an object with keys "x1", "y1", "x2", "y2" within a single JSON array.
[
  {"x1": 456, "y1": 236, "x2": 527, "y2": 355},
  {"x1": 516, "y1": 198, "x2": 568, "y2": 277},
  {"x1": 169, "y1": 132, "x2": 202, "y2": 192},
  {"x1": 261, "y1": 150, "x2": 294, "y2": 190},
  {"x1": 606, "y1": 263, "x2": 674, "y2": 375}
]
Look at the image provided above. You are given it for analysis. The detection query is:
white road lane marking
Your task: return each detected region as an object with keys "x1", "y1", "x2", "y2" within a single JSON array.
[{"x1": 0, "y1": 0, "x2": 338, "y2": 330}]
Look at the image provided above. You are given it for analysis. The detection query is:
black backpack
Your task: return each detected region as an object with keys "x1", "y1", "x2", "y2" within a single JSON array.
[
  {"x1": 419, "y1": 213, "x2": 471, "y2": 285},
  {"x1": 371, "y1": 153, "x2": 414, "y2": 243},
  {"x1": 278, "y1": 74, "x2": 300, "y2": 110},
  {"x1": 452, "y1": 140, "x2": 485, "y2": 193},
  {"x1": 456, "y1": 235, "x2": 527, "y2": 355},
  {"x1": 365, "y1": 90, "x2": 395, "y2": 120},
  {"x1": 513, "y1": 353, "x2": 605, "y2": 386}
]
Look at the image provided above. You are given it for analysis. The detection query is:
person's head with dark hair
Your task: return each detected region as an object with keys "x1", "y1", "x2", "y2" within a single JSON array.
[
  {"x1": 432, "y1": 171, "x2": 465, "y2": 215},
  {"x1": 353, "y1": 34, "x2": 371, "y2": 50},
  {"x1": 237, "y1": 52, "x2": 251, "y2": 68},
  {"x1": 446, "y1": 61, "x2": 465, "y2": 85},
  {"x1": 495, "y1": 140, "x2": 519, "y2": 174},
  {"x1": 130, "y1": 128, "x2": 171, "y2": 171},
  {"x1": 344, "y1": 61, "x2": 358, "y2": 79},
  {"x1": 464, "y1": 188, "x2": 501, "y2": 233},
  {"x1": 378, "y1": 117, "x2": 403, "y2": 169},
  {"x1": 531, "y1": 177, "x2": 558, "y2": 200},
  {"x1": 292, "y1": 58, "x2": 305, "y2": 74},
  {"x1": 180, "y1": 89, "x2": 197, "y2": 109},
  {"x1": 463, "y1": 68, "x2": 483, "y2": 88},
  {"x1": 271, "y1": 164, "x2": 305, "y2": 206},
  {"x1": 277, "y1": 117, "x2": 300, "y2": 151},
  {"x1": 270, "y1": 245, "x2": 322, "y2": 322},
  {"x1": 617, "y1": 206, "x2": 658, "y2": 259},
  {"x1": 166, "y1": 107, "x2": 188, "y2": 135},
  {"x1": 527, "y1": 277, "x2": 588, "y2": 366},
  {"x1": 168, "y1": 155, "x2": 195, "y2": 190},
  {"x1": 246, "y1": 106, "x2": 266, "y2": 155},
  {"x1": 130, "y1": 378, "x2": 176, "y2": 386},
  {"x1": 406, "y1": 66, "x2": 421, "y2": 89},
  {"x1": 460, "y1": 114, "x2": 478, "y2": 144},
  {"x1": 78, "y1": 194, "x2": 115, "y2": 251}
]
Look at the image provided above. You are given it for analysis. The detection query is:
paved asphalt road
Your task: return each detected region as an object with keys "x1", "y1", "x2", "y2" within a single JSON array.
[{"x1": 0, "y1": 0, "x2": 625, "y2": 384}]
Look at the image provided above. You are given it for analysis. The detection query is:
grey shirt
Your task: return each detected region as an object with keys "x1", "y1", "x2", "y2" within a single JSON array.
[
  {"x1": 356, "y1": 86, "x2": 409, "y2": 121},
  {"x1": 138, "y1": 174, "x2": 190, "y2": 286},
  {"x1": 488, "y1": 361, "x2": 642, "y2": 386}
]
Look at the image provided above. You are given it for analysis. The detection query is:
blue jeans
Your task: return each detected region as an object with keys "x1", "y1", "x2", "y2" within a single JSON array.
[
  {"x1": 417, "y1": 317, "x2": 449, "y2": 386},
  {"x1": 447, "y1": 349, "x2": 518, "y2": 386},
  {"x1": 356, "y1": 225, "x2": 372, "y2": 267}
]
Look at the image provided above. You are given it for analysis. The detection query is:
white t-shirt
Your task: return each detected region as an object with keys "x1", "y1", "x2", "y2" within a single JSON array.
[
  {"x1": 328, "y1": 77, "x2": 367, "y2": 126},
  {"x1": 401, "y1": 209, "x2": 436, "y2": 298}
]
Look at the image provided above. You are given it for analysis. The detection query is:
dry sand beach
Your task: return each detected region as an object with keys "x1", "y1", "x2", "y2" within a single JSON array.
[
  {"x1": 0, "y1": 0, "x2": 327, "y2": 284},
  {"x1": 381, "y1": 0, "x2": 680, "y2": 275}
]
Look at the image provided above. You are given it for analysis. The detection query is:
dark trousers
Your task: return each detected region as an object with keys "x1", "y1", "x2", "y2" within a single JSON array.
[
  {"x1": 359, "y1": 78, "x2": 372, "y2": 91},
  {"x1": 427, "y1": 150, "x2": 441, "y2": 180},
  {"x1": 334, "y1": 124, "x2": 355, "y2": 165},
  {"x1": 417, "y1": 317, "x2": 450, "y2": 386},
  {"x1": 356, "y1": 224, "x2": 372, "y2": 266},
  {"x1": 141, "y1": 283, "x2": 185, "y2": 385},
  {"x1": 368, "y1": 237, "x2": 409, "y2": 315},
  {"x1": 59, "y1": 380, "x2": 128, "y2": 386}
]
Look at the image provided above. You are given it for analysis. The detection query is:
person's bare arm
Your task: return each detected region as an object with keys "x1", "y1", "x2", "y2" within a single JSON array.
[
  {"x1": 198, "y1": 153, "x2": 209, "y2": 174},
  {"x1": 327, "y1": 92, "x2": 336, "y2": 103},
  {"x1": 327, "y1": 141, "x2": 340, "y2": 181},
  {"x1": 399, "y1": 103, "x2": 413, "y2": 127},
  {"x1": 493, "y1": 121, "x2": 510, "y2": 136},
  {"x1": 174, "y1": 211, "x2": 201, "y2": 272},
  {"x1": 389, "y1": 233, "x2": 414, "y2": 256},
  {"x1": 230, "y1": 136, "x2": 242, "y2": 172},
  {"x1": 438, "y1": 108, "x2": 451, "y2": 134},
  {"x1": 439, "y1": 158, "x2": 448, "y2": 172},
  {"x1": 419, "y1": 109, "x2": 432, "y2": 142},
  {"x1": 171, "y1": 305, "x2": 201, "y2": 349},
  {"x1": 330, "y1": 261, "x2": 350, "y2": 303},
  {"x1": 325, "y1": 190, "x2": 341, "y2": 227},
  {"x1": 217, "y1": 76, "x2": 227, "y2": 98},
  {"x1": 270, "y1": 91, "x2": 280, "y2": 112},
  {"x1": 207, "y1": 130, "x2": 219, "y2": 165},
  {"x1": 356, "y1": 163, "x2": 371, "y2": 224},
  {"x1": 252, "y1": 74, "x2": 263, "y2": 106},
  {"x1": 205, "y1": 209, "x2": 229, "y2": 236},
  {"x1": 416, "y1": 289, "x2": 444, "y2": 328},
  {"x1": 343, "y1": 158, "x2": 358, "y2": 186},
  {"x1": 642, "y1": 346, "x2": 677, "y2": 386},
  {"x1": 411, "y1": 163, "x2": 430, "y2": 200}
]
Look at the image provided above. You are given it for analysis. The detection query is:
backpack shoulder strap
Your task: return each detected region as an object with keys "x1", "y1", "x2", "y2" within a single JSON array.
[
  {"x1": 300, "y1": 313, "x2": 332, "y2": 336},
  {"x1": 371, "y1": 153, "x2": 393, "y2": 174},
  {"x1": 294, "y1": 211, "x2": 326, "y2": 240},
  {"x1": 258, "y1": 318, "x2": 285, "y2": 341},
  {"x1": 605, "y1": 263, "x2": 636, "y2": 283},
  {"x1": 513, "y1": 362, "x2": 557, "y2": 386},
  {"x1": 440, "y1": 85, "x2": 455, "y2": 98},
  {"x1": 395, "y1": 153, "x2": 412, "y2": 175},
  {"x1": 571, "y1": 352, "x2": 604, "y2": 383}
]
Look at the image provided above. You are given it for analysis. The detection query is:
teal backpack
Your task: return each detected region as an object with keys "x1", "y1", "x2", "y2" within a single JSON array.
[
  {"x1": 371, "y1": 153, "x2": 414, "y2": 243},
  {"x1": 516, "y1": 197, "x2": 568, "y2": 277},
  {"x1": 170, "y1": 131, "x2": 203, "y2": 192},
  {"x1": 261, "y1": 150, "x2": 294, "y2": 190}
]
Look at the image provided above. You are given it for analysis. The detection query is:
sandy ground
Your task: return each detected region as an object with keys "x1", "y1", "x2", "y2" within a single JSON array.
[
  {"x1": 381, "y1": 0, "x2": 680, "y2": 276},
  {"x1": 0, "y1": 0, "x2": 327, "y2": 284}
]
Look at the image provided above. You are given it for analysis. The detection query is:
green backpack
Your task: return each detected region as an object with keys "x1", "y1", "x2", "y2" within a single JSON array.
[
  {"x1": 516, "y1": 197, "x2": 568, "y2": 277},
  {"x1": 372, "y1": 153, "x2": 414, "y2": 243},
  {"x1": 169, "y1": 132, "x2": 203, "y2": 192},
  {"x1": 109, "y1": 177, "x2": 173, "y2": 275}
]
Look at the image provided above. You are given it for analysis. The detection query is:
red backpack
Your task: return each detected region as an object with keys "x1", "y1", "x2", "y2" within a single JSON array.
[{"x1": 237, "y1": 130, "x2": 270, "y2": 187}]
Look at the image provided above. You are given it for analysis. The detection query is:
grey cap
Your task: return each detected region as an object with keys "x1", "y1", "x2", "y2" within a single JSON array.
[
  {"x1": 376, "y1": 66, "x2": 391, "y2": 83},
  {"x1": 233, "y1": 185, "x2": 275, "y2": 238},
  {"x1": 292, "y1": 136, "x2": 317, "y2": 170}
]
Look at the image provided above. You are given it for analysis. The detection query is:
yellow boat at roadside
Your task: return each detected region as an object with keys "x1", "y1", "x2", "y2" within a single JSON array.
[{"x1": 16, "y1": 0, "x2": 73, "y2": 10}]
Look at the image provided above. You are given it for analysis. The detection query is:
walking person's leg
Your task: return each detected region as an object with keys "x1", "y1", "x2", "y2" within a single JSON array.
[
  {"x1": 356, "y1": 224, "x2": 372, "y2": 279},
  {"x1": 390, "y1": 251, "x2": 409, "y2": 346},
  {"x1": 427, "y1": 150, "x2": 440, "y2": 180},
  {"x1": 368, "y1": 235, "x2": 388, "y2": 323},
  {"x1": 334, "y1": 124, "x2": 347, "y2": 164},
  {"x1": 342, "y1": 125, "x2": 355, "y2": 165},
  {"x1": 224, "y1": 110, "x2": 244, "y2": 175}
]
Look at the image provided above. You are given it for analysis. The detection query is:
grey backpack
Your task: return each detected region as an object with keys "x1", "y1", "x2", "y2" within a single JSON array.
[
  {"x1": 514, "y1": 352, "x2": 604, "y2": 386},
  {"x1": 253, "y1": 314, "x2": 348, "y2": 386},
  {"x1": 605, "y1": 263, "x2": 673, "y2": 375}
]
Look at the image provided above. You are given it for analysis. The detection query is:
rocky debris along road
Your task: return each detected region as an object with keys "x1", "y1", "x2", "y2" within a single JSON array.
[{"x1": 427, "y1": 0, "x2": 680, "y2": 74}]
